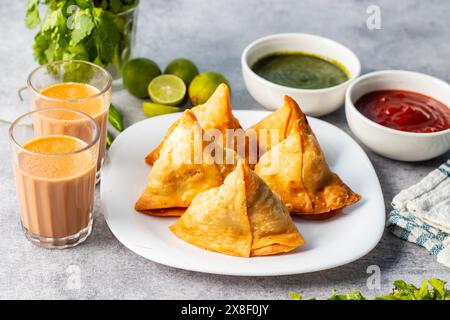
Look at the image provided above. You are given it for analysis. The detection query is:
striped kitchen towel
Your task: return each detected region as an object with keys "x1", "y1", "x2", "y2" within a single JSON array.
[{"x1": 387, "y1": 159, "x2": 450, "y2": 268}]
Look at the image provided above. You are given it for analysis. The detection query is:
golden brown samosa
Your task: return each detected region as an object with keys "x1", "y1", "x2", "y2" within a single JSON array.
[
  {"x1": 246, "y1": 96, "x2": 302, "y2": 159},
  {"x1": 145, "y1": 83, "x2": 241, "y2": 165},
  {"x1": 135, "y1": 110, "x2": 234, "y2": 216},
  {"x1": 254, "y1": 108, "x2": 361, "y2": 218},
  {"x1": 170, "y1": 161, "x2": 305, "y2": 257}
]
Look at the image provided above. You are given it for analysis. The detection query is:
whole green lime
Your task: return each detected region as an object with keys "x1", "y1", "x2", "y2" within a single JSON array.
[
  {"x1": 123, "y1": 58, "x2": 161, "y2": 98},
  {"x1": 188, "y1": 72, "x2": 229, "y2": 106},
  {"x1": 164, "y1": 58, "x2": 199, "y2": 86}
]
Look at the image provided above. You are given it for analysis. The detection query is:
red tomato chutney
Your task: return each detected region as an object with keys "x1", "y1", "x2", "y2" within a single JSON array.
[{"x1": 355, "y1": 90, "x2": 450, "y2": 133}]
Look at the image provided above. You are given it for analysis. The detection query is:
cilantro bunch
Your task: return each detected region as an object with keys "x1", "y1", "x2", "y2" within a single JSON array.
[
  {"x1": 25, "y1": 0, "x2": 138, "y2": 74},
  {"x1": 290, "y1": 278, "x2": 450, "y2": 300}
]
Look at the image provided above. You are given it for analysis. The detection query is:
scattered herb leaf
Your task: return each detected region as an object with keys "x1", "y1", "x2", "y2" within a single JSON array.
[
  {"x1": 289, "y1": 292, "x2": 302, "y2": 300},
  {"x1": 290, "y1": 278, "x2": 449, "y2": 300},
  {"x1": 106, "y1": 130, "x2": 114, "y2": 149},
  {"x1": 108, "y1": 104, "x2": 124, "y2": 132}
]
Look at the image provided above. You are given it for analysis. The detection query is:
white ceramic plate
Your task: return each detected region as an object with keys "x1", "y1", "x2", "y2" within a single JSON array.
[{"x1": 101, "y1": 111, "x2": 385, "y2": 276}]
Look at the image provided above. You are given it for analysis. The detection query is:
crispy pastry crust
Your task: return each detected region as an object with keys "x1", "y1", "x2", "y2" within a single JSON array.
[
  {"x1": 145, "y1": 83, "x2": 241, "y2": 166},
  {"x1": 246, "y1": 96, "x2": 302, "y2": 158},
  {"x1": 170, "y1": 162, "x2": 305, "y2": 257},
  {"x1": 254, "y1": 97, "x2": 361, "y2": 217},
  {"x1": 135, "y1": 110, "x2": 229, "y2": 216}
]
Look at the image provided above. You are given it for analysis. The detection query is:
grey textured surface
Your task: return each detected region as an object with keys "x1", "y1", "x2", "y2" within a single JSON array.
[{"x1": 1, "y1": 0, "x2": 449, "y2": 299}]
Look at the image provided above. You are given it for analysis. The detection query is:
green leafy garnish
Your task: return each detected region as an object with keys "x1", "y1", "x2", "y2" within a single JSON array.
[
  {"x1": 26, "y1": 0, "x2": 41, "y2": 28},
  {"x1": 328, "y1": 290, "x2": 367, "y2": 300},
  {"x1": 25, "y1": 0, "x2": 138, "y2": 75},
  {"x1": 106, "y1": 130, "x2": 114, "y2": 149},
  {"x1": 108, "y1": 104, "x2": 124, "y2": 132},
  {"x1": 428, "y1": 278, "x2": 448, "y2": 299},
  {"x1": 290, "y1": 278, "x2": 449, "y2": 300},
  {"x1": 289, "y1": 292, "x2": 303, "y2": 300}
]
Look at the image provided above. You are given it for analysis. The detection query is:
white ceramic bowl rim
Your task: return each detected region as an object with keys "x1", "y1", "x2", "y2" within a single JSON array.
[
  {"x1": 241, "y1": 33, "x2": 361, "y2": 94},
  {"x1": 346, "y1": 69, "x2": 450, "y2": 137}
]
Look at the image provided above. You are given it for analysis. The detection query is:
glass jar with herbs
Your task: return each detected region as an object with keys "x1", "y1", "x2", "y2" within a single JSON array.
[{"x1": 26, "y1": 0, "x2": 139, "y2": 82}]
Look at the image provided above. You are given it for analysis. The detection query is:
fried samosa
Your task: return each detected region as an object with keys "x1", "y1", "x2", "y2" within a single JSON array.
[
  {"x1": 254, "y1": 109, "x2": 361, "y2": 218},
  {"x1": 170, "y1": 161, "x2": 305, "y2": 257},
  {"x1": 145, "y1": 83, "x2": 242, "y2": 165},
  {"x1": 135, "y1": 110, "x2": 234, "y2": 216},
  {"x1": 246, "y1": 96, "x2": 302, "y2": 159}
]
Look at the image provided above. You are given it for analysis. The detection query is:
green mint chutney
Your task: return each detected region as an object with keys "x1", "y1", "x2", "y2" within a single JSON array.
[{"x1": 251, "y1": 52, "x2": 349, "y2": 89}]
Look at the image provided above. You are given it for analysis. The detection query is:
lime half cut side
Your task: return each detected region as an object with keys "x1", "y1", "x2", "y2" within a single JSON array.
[{"x1": 148, "y1": 74, "x2": 186, "y2": 106}]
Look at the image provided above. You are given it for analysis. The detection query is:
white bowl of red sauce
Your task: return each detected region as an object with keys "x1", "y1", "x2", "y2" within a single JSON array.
[{"x1": 346, "y1": 70, "x2": 450, "y2": 161}]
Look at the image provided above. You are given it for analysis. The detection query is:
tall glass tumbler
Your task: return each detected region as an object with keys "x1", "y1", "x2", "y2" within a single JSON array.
[
  {"x1": 27, "y1": 60, "x2": 112, "y2": 181},
  {"x1": 9, "y1": 108, "x2": 100, "y2": 248}
]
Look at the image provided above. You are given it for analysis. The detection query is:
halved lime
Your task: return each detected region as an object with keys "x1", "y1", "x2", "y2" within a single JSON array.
[
  {"x1": 142, "y1": 102, "x2": 181, "y2": 118},
  {"x1": 148, "y1": 74, "x2": 186, "y2": 106}
]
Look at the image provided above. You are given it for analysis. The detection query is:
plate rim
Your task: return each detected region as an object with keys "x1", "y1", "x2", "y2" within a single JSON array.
[{"x1": 101, "y1": 110, "x2": 385, "y2": 276}]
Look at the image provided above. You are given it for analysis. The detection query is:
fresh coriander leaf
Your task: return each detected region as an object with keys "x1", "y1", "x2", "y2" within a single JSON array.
[
  {"x1": 26, "y1": 0, "x2": 41, "y2": 28},
  {"x1": 392, "y1": 279, "x2": 418, "y2": 298},
  {"x1": 41, "y1": 7, "x2": 66, "y2": 32},
  {"x1": 328, "y1": 289, "x2": 347, "y2": 300},
  {"x1": 45, "y1": 42, "x2": 60, "y2": 62},
  {"x1": 27, "y1": 0, "x2": 137, "y2": 76},
  {"x1": 327, "y1": 290, "x2": 347, "y2": 300},
  {"x1": 392, "y1": 279, "x2": 411, "y2": 291},
  {"x1": 109, "y1": 0, "x2": 123, "y2": 13},
  {"x1": 70, "y1": 9, "x2": 95, "y2": 45},
  {"x1": 346, "y1": 291, "x2": 367, "y2": 300},
  {"x1": 92, "y1": 9, "x2": 120, "y2": 65},
  {"x1": 122, "y1": 0, "x2": 137, "y2": 5},
  {"x1": 416, "y1": 280, "x2": 432, "y2": 300},
  {"x1": 289, "y1": 292, "x2": 303, "y2": 300},
  {"x1": 45, "y1": 0, "x2": 62, "y2": 11},
  {"x1": 62, "y1": 60, "x2": 95, "y2": 83},
  {"x1": 328, "y1": 290, "x2": 366, "y2": 300},
  {"x1": 74, "y1": 0, "x2": 93, "y2": 10},
  {"x1": 95, "y1": 0, "x2": 109, "y2": 10},
  {"x1": 374, "y1": 294, "x2": 398, "y2": 300},
  {"x1": 428, "y1": 278, "x2": 446, "y2": 299},
  {"x1": 33, "y1": 31, "x2": 51, "y2": 64},
  {"x1": 292, "y1": 277, "x2": 449, "y2": 300}
]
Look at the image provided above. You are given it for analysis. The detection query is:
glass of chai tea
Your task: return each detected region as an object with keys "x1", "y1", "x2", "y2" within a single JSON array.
[
  {"x1": 9, "y1": 108, "x2": 100, "y2": 248},
  {"x1": 27, "y1": 60, "x2": 112, "y2": 182}
]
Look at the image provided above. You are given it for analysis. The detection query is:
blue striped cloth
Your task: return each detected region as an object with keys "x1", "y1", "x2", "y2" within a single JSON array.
[{"x1": 387, "y1": 160, "x2": 450, "y2": 268}]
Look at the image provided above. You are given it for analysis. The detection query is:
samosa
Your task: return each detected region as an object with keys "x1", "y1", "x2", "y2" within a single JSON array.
[
  {"x1": 170, "y1": 161, "x2": 304, "y2": 257},
  {"x1": 246, "y1": 96, "x2": 302, "y2": 160},
  {"x1": 254, "y1": 104, "x2": 361, "y2": 218},
  {"x1": 145, "y1": 83, "x2": 242, "y2": 165},
  {"x1": 135, "y1": 110, "x2": 234, "y2": 216}
]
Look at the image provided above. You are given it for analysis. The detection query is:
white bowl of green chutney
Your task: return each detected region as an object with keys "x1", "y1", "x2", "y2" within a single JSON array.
[{"x1": 242, "y1": 33, "x2": 361, "y2": 116}]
